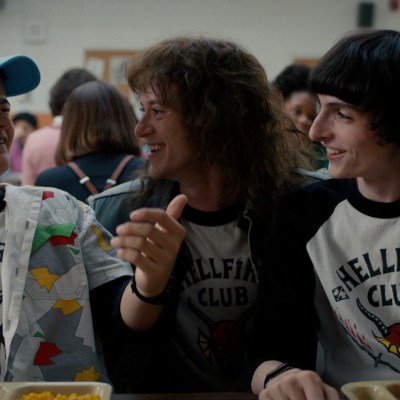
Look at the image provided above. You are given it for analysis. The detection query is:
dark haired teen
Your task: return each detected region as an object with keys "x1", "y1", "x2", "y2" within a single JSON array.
[{"x1": 252, "y1": 29, "x2": 400, "y2": 400}]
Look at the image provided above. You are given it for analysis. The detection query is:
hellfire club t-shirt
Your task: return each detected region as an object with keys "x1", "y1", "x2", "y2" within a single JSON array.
[{"x1": 164, "y1": 202, "x2": 258, "y2": 390}]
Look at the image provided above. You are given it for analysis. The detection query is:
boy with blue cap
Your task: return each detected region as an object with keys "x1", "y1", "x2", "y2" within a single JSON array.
[{"x1": 0, "y1": 55, "x2": 136, "y2": 383}]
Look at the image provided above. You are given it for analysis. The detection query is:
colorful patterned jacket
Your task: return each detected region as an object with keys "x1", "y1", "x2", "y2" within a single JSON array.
[{"x1": 0, "y1": 184, "x2": 132, "y2": 382}]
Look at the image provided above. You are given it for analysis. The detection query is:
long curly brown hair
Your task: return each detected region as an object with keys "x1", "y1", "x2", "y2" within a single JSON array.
[{"x1": 127, "y1": 36, "x2": 311, "y2": 218}]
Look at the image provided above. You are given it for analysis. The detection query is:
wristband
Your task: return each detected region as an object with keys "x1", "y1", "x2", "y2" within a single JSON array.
[
  {"x1": 130, "y1": 275, "x2": 176, "y2": 305},
  {"x1": 263, "y1": 362, "x2": 295, "y2": 388}
]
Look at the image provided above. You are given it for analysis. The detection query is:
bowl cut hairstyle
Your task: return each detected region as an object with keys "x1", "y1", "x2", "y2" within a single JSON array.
[{"x1": 309, "y1": 29, "x2": 400, "y2": 145}]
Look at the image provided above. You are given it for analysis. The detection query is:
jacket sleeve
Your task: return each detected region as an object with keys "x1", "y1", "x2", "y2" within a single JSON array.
[
  {"x1": 77, "y1": 201, "x2": 133, "y2": 289},
  {"x1": 248, "y1": 192, "x2": 318, "y2": 378}
]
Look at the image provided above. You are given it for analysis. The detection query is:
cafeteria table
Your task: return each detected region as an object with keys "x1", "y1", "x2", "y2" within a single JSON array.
[{"x1": 112, "y1": 393, "x2": 258, "y2": 400}]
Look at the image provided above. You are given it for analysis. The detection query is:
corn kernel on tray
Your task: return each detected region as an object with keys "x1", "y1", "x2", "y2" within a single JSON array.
[{"x1": 0, "y1": 383, "x2": 112, "y2": 400}]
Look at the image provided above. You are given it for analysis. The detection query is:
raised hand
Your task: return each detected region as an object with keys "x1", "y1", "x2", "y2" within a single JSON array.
[{"x1": 111, "y1": 194, "x2": 187, "y2": 297}]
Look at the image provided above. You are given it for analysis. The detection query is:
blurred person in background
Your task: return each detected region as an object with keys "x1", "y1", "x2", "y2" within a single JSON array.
[
  {"x1": 274, "y1": 63, "x2": 327, "y2": 169},
  {"x1": 21, "y1": 67, "x2": 97, "y2": 185},
  {"x1": 35, "y1": 80, "x2": 144, "y2": 203},
  {"x1": 9, "y1": 111, "x2": 38, "y2": 173}
]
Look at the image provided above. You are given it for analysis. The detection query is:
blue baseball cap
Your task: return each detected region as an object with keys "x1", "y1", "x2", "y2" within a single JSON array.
[{"x1": 0, "y1": 54, "x2": 40, "y2": 97}]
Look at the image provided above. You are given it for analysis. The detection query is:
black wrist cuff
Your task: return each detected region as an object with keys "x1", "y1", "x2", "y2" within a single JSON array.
[
  {"x1": 130, "y1": 275, "x2": 176, "y2": 305},
  {"x1": 263, "y1": 362, "x2": 296, "y2": 388}
]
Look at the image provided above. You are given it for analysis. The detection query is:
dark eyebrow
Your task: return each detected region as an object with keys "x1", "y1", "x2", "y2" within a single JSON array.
[{"x1": 327, "y1": 101, "x2": 362, "y2": 112}]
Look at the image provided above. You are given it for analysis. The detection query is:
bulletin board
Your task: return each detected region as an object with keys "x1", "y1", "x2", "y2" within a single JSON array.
[
  {"x1": 293, "y1": 58, "x2": 319, "y2": 68},
  {"x1": 84, "y1": 50, "x2": 140, "y2": 98}
]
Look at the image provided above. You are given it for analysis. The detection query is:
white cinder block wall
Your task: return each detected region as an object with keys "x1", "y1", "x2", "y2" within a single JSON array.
[{"x1": 1, "y1": 0, "x2": 399, "y2": 113}]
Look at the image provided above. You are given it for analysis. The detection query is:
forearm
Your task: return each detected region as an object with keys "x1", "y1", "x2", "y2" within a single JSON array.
[
  {"x1": 114, "y1": 196, "x2": 187, "y2": 332},
  {"x1": 120, "y1": 282, "x2": 164, "y2": 332},
  {"x1": 251, "y1": 360, "x2": 286, "y2": 394}
]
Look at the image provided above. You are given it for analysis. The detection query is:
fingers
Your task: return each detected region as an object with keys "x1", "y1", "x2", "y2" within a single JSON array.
[
  {"x1": 111, "y1": 195, "x2": 187, "y2": 293},
  {"x1": 113, "y1": 218, "x2": 184, "y2": 266},
  {"x1": 114, "y1": 221, "x2": 180, "y2": 262},
  {"x1": 262, "y1": 370, "x2": 340, "y2": 400},
  {"x1": 127, "y1": 194, "x2": 187, "y2": 235},
  {"x1": 116, "y1": 211, "x2": 186, "y2": 246},
  {"x1": 166, "y1": 194, "x2": 188, "y2": 220},
  {"x1": 324, "y1": 385, "x2": 341, "y2": 400}
]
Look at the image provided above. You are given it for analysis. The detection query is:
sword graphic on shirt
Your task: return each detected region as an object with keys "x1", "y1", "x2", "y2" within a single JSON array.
[{"x1": 335, "y1": 299, "x2": 400, "y2": 373}]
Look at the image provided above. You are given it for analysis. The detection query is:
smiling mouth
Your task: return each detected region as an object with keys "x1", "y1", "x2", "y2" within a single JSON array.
[
  {"x1": 326, "y1": 147, "x2": 345, "y2": 155},
  {"x1": 149, "y1": 144, "x2": 165, "y2": 153}
]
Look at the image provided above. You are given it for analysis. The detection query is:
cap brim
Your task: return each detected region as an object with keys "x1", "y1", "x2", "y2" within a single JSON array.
[{"x1": 0, "y1": 55, "x2": 40, "y2": 97}]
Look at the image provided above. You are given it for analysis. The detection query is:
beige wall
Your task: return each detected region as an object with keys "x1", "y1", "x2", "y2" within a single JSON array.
[{"x1": 1, "y1": 0, "x2": 400, "y2": 114}]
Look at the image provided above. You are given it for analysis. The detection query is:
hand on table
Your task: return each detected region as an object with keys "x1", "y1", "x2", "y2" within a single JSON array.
[{"x1": 259, "y1": 369, "x2": 340, "y2": 400}]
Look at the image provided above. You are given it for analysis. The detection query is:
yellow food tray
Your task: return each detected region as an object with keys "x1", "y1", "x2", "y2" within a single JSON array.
[
  {"x1": 342, "y1": 380, "x2": 400, "y2": 400},
  {"x1": 0, "y1": 382, "x2": 112, "y2": 400}
]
